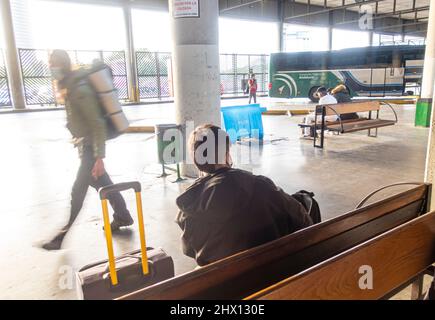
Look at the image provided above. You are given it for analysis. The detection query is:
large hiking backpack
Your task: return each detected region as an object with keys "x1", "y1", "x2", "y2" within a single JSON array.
[
  {"x1": 291, "y1": 190, "x2": 321, "y2": 224},
  {"x1": 86, "y1": 61, "x2": 129, "y2": 139}
]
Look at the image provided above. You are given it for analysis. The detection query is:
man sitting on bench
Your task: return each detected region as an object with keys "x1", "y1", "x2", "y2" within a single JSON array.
[
  {"x1": 331, "y1": 84, "x2": 359, "y2": 120},
  {"x1": 302, "y1": 87, "x2": 338, "y2": 138},
  {"x1": 176, "y1": 124, "x2": 313, "y2": 266}
]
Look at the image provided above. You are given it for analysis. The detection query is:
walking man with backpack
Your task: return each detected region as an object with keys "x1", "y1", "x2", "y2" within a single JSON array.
[{"x1": 42, "y1": 50, "x2": 133, "y2": 251}]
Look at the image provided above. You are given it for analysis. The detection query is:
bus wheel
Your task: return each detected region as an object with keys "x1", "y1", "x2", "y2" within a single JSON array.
[{"x1": 308, "y1": 86, "x2": 320, "y2": 102}]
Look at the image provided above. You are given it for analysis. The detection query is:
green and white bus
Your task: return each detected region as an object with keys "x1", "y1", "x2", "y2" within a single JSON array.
[{"x1": 269, "y1": 45, "x2": 425, "y2": 102}]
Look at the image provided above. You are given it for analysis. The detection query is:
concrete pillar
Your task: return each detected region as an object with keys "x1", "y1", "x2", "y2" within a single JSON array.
[
  {"x1": 0, "y1": 0, "x2": 26, "y2": 109},
  {"x1": 169, "y1": 0, "x2": 221, "y2": 177},
  {"x1": 123, "y1": 4, "x2": 140, "y2": 103},
  {"x1": 416, "y1": 0, "x2": 435, "y2": 127}
]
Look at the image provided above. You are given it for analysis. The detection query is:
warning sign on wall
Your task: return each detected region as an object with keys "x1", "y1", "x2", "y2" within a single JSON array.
[{"x1": 173, "y1": 0, "x2": 200, "y2": 18}]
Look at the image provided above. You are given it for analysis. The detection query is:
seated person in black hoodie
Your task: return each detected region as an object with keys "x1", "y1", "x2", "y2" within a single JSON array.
[
  {"x1": 331, "y1": 84, "x2": 359, "y2": 120},
  {"x1": 175, "y1": 124, "x2": 313, "y2": 266}
]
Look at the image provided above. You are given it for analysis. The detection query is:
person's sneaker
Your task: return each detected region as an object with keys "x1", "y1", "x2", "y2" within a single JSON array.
[
  {"x1": 103, "y1": 217, "x2": 134, "y2": 232},
  {"x1": 42, "y1": 233, "x2": 65, "y2": 251},
  {"x1": 300, "y1": 134, "x2": 314, "y2": 140}
]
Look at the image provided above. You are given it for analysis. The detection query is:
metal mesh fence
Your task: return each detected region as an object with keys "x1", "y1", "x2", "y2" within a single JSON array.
[
  {"x1": 0, "y1": 49, "x2": 11, "y2": 107},
  {"x1": 16, "y1": 49, "x2": 269, "y2": 106},
  {"x1": 102, "y1": 51, "x2": 129, "y2": 100},
  {"x1": 18, "y1": 49, "x2": 128, "y2": 105},
  {"x1": 137, "y1": 51, "x2": 269, "y2": 99},
  {"x1": 19, "y1": 49, "x2": 55, "y2": 105},
  {"x1": 136, "y1": 51, "x2": 171, "y2": 99},
  {"x1": 224, "y1": 54, "x2": 268, "y2": 95}
]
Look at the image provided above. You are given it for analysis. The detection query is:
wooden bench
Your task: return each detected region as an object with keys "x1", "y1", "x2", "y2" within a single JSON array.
[
  {"x1": 247, "y1": 210, "x2": 435, "y2": 300},
  {"x1": 118, "y1": 183, "x2": 430, "y2": 300},
  {"x1": 298, "y1": 101, "x2": 398, "y2": 149}
]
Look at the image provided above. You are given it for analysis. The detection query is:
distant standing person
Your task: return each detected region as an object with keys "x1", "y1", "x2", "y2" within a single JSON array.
[
  {"x1": 42, "y1": 50, "x2": 134, "y2": 251},
  {"x1": 248, "y1": 73, "x2": 258, "y2": 104}
]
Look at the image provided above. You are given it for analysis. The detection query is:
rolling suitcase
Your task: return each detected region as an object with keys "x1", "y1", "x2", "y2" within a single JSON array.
[{"x1": 76, "y1": 182, "x2": 175, "y2": 300}]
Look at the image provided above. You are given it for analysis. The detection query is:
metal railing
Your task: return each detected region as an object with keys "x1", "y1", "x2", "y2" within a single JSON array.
[
  {"x1": 379, "y1": 39, "x2": 426, "y2": 46},
  {"x1": 0, "y1": 49, "x2": 11, "y2": 108},
  {"x1": 18, "y1": 49, "x2": 128, "y2": 106}
]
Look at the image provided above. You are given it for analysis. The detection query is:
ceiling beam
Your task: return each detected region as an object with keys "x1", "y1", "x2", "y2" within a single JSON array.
[
  {"x1": 220, "y1": 0, "x2": 263, "y2": 13},
  {"x1": 284, "y1": 0, "x2": 380, "y2": 21},
  {"x1": 375, "y1": 20, "x2": 427, "y2": 31},
  {"x1": 376, "y1": 5, "x2": 429, "y2": 18},
  {"x1": 334, "y1": 5, "x2": 430, "y2": 26}
]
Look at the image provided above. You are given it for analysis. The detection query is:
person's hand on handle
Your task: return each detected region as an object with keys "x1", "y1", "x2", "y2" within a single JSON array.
[{"x1": 92, "y1": 158, "x2": 105, "y2": 180}]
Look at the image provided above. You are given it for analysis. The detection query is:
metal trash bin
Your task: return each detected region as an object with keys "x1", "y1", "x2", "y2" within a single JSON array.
[{"x1": 155, "y1": 124, "x2": 183, "y2": 165}]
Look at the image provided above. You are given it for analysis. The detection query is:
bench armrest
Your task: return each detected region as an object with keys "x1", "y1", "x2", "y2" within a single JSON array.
[
  {"x1": 322, "y1": 105, "x2": 345, "y2": 133},
  {"x1": 356, "y1": 182, "x2": 424, "y2": 209},
  {"x1": 380, "y1": 102, "x2": 398, "y2": 123}
]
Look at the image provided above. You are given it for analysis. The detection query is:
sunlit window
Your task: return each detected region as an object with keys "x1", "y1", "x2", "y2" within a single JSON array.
[
  {"x1": 332, "y1": 29, "x2": 370, "y2": 50},
  {"x1": 132, "y1": 9, "x2": 172, "y2": 52},
  {"x1": 219, "y1": 18, "x2": 279, "y2": 54},
  {"x1": 372, "y1": 33, "x2": 425, "y2": 46},
  {"x1": 11, "y1": 0, "x2": 126, "y2": 50},
  {"x1": 404, "y1": 35, "x2": 425, "y2": 45},
  {"x1": 283, "y1": 24, "x2": 329, "y2": 52},
  {"x1": 0, "y1": 6, "x2": 4, "y2": 49}
]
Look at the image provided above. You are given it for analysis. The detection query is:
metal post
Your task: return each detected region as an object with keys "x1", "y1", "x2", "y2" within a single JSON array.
[
  {"x1": 123, "y1": 3, "x2": 140, "y2": 103},
  {"x1": 0, "y1": 0, "x2": 26, "y2": 109},
  {"x1": 328, "y1": 11, "x2": 333, "y2": 51},
  {"x1": 278, "y1": 0, "x2": 285, "y2": 52},
  {"x1": 155, "y1": 52, "x2": 162, "y2": 99},
  {"x1": 233, "y1": 54, "x2": 237, "y2": 95}
]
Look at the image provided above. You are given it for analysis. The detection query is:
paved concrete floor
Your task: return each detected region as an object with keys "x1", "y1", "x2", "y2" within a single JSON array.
[{"x1": 0, "y1": 97, "x2": 431, "y2": 299}]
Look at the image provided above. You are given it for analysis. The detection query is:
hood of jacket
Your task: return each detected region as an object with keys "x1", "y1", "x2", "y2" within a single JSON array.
[{"x1": 176, "y1": 167, "x2": 256, "y2": 219}]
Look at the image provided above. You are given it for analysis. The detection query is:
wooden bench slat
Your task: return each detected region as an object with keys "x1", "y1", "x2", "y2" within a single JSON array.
[
  {"x1": 298, "y1": 118, "x2": 368, "y2": 129},
  {"x1": 118, "y1": 184, "x2": 429, "y2": 300},
  {"x1": 248, "y1": 211, "x2": 435, "y2": 300},
  {"x1": 323, "y1": 101, "x2": 380, "y2": 116},
  {"x1": 326, "y1": 119, "x2": 396, "y2": 132}
]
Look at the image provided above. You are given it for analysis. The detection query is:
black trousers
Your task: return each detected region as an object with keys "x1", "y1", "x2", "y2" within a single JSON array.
[
  {"x1": 62, "y1": 145, "x2": 132, "y2": 233},
  {"x1": 249, "y1": 92, "x2": 257, "y2": 104}
]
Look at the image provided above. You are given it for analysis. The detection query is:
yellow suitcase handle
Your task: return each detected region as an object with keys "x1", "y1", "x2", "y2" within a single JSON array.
[{"x1": 99, "y1": 181, "x2": 148, "y2": 286}]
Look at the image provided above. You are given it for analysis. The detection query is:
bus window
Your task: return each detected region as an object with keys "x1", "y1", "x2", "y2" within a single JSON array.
[{"x1": 269, "y1": 45, "x2": 425, "y2": 100}]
